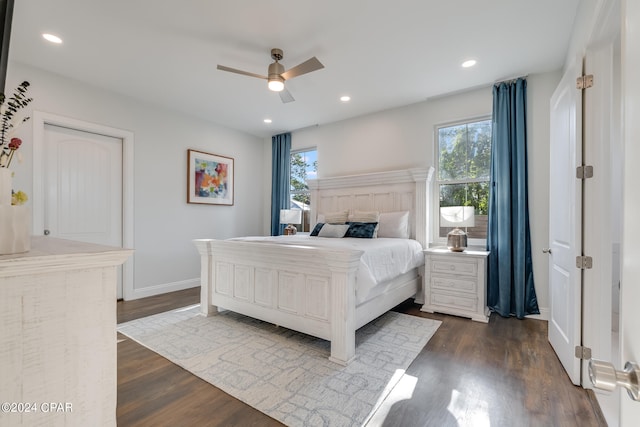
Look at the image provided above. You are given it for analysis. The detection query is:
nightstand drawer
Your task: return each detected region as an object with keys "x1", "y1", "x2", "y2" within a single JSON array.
[
  {"x1": 430, "y1": 258, "x2": 477, "y2": 277},
  {"x1": 431, "y1": 276, "x2": 477, "y2": 293},
  {"x1": 431, "y1": 291, "x2": 478, "y2": 312}
]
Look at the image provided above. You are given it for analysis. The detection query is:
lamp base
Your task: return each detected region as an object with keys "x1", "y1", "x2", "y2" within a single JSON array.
[
  {"x1": 447, "y1": 227, "x2": 468, "y2": 252},
  {"x1": 284, "y1": 224, "x2": 297, "y2": 235}
]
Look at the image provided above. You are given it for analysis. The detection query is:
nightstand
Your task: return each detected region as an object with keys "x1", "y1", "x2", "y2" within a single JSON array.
[{"x1": 421, "y1": 248, "x2": 490, "y2": 323}]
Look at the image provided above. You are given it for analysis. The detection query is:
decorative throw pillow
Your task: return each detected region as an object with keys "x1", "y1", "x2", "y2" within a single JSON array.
[
  {"x1": 377, "y1": 211, "x2": 410, "y2": 238},
  {"x1": 317, "y1": 223, "x2": 350, "y2": 238},
  {"x1": 322, "y1": 210, "x2": 349, "y2": 224},
  {"x1": 347, "y1": 211, "x2": 380, "y2": 237},
  {"x1": 349, "y1": 210, "x2": 380, "y2": 223},
  {"x1": 345, "y1": 222, "x2": 379, "y2": 238},
  {"x1": 310, "y1": 222, "x2": 325, "y2": 236}
]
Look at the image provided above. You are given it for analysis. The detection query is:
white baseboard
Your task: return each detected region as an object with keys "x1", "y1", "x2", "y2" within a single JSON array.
[{"x1": 127, "y1": 278, "x2": 200, "y2": 301}]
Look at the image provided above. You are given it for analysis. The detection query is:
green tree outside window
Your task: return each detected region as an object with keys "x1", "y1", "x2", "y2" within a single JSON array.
[{"x1": 290, "y1": 149, "x2": 317, "y2": 231}]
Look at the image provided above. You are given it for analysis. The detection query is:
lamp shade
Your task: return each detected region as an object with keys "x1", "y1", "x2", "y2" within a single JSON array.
[
  {"x1": 440, "y1": 206, "x2": 475, "y2": 228},
  {"x1": 280, "y1": 209, "x2": 302, "y2": 224}
]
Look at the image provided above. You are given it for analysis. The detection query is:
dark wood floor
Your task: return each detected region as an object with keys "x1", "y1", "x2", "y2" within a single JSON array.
[{"x1": 117, "y1": 288, "x2": 606, "y2": 427}]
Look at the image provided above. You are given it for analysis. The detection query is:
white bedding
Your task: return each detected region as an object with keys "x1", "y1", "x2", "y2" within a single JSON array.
[{"x1": 228, "y1": 235, "x2": 424, "y2": 304}]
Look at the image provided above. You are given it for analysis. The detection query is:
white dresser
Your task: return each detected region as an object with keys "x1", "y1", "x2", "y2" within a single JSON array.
[
  {"x1": 421, "y1": 248, "x2": 490, "y2": 323},
  {"x1": 0, "y1": 237, "x2": 132, "y2": 427}
]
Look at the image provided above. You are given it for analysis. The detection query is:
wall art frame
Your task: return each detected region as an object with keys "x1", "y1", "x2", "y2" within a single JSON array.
[{"x1": 187, "y1": 149, "x2": 234, "y2": 205}]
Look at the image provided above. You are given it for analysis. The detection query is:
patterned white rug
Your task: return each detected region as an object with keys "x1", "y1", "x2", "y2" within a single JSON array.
[{"x1": 118, "y1": 305, "x2": 441, "y2": 427}]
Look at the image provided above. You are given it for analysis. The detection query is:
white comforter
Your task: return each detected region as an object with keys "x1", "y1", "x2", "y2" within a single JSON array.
[{"x1": 228, "y1": 235, "x2": 424, "y2": 304}]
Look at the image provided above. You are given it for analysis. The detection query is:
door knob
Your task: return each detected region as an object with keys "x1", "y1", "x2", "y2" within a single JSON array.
[
  {"x1": 589, "y1": 359, "x2": 640, "y2": 401},
  {"x1": 542, "y1": 248, "x2": 552, "y2": 254},
  {"x1": 44, "y1": 229, "x2": 50, "y2": 236}
]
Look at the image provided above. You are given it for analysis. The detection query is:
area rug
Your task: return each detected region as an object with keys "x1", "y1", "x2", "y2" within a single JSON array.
[{"x1": 117, "y1": 305, "x2": 441, "y2": 427}]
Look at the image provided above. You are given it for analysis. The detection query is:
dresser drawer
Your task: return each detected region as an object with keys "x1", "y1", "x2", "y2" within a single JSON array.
[
  {"x1": 430, "y1": 291, "x2": 478, "y2": 312},
  {"x1": 430, "y1": 258, "x2": 478, "y2": 277},
  {"x1": 431, "y1": 276, "x2": 477, "y2": 294}
]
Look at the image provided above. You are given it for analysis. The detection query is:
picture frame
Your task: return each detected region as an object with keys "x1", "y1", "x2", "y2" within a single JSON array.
[{"x1": 187, "y1": 149, "x2": 234, "y2": 205}]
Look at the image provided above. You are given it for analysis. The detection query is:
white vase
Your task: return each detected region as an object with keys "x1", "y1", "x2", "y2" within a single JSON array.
[
  {"x1": 0, "y1": 168, "x2": 31, "y2": 255},
  {"x1": 0, "y1": 168, "x2": 11, "y2": 206}
]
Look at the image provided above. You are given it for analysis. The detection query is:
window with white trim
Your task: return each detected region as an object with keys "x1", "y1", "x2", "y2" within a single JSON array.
[
  {"x1": 289, "y1": 148, "x2": 317, "y2": 232},
  {"x1": 436, "y1": 117, "x2": 492, "y2": 241}
]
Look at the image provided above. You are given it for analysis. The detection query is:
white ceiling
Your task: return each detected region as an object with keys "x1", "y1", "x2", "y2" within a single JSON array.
[{"x1": 8, "y1": 0, "x2": 580, "y2": 138}]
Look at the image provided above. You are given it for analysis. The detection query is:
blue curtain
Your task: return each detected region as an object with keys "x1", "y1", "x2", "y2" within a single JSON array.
[
  {"x1": 271, "y1": 133, "x2": 291, "y2": 236},
  {"x1": 486, "y1": 78, "x2": 539, "y2": 319}
]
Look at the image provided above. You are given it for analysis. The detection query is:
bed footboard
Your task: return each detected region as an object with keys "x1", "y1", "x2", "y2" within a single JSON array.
[{"x1": 193, "y1": 238, "x2": 363, "y2": 365}]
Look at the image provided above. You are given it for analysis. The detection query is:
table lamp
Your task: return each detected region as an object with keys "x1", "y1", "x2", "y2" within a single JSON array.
[
  {"x1": 440, "y1": 206, "x2": 475, "y2": 252},
  {"x1": 280, "y1": 209, "x2": 302, "y2": 235}
]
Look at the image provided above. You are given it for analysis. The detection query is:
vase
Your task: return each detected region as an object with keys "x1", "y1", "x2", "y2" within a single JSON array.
[
  {"x1": 0, "y1": 168, "x2": 11, "y2": 205},
  {"x1": 0, "y1": 168, "x2": 30, "y2": 255}
]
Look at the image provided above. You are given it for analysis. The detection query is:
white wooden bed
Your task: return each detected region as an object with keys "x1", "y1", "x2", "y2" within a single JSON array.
[{"x1": 193, "y1": 167, "x2": 434, "y2": 365}]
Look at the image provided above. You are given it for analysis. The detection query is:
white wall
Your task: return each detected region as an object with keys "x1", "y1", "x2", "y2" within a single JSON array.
[
  {"x1": 280, "y1": 71, "x2": 560, "y2": 317},
  {"x1": 6, "y1": 62, "x2": 266, "y2": 299}
]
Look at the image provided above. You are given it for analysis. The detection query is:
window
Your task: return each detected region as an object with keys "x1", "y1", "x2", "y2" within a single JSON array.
[
  {"x1": 436, "y1": 118, "x2": 492, "y2": 240},
  {"x1": 290, "y1": 148, "x2": 317, "y2": 232}
]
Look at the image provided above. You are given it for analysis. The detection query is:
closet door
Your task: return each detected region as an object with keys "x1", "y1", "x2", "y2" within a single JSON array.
[{"x1": 44, "y1": 124, "x2": 124, "y2": 298}]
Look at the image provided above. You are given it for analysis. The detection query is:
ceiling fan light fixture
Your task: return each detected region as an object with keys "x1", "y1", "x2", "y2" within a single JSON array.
[
  {"x1": 217, "y1": 48, "x2": 323, "y2": 102},
  {"x1": 268, "y1": 60, "x2": 285, "y2": 92},
  {"x1": 268, "y1": 77, "x2": 284, "y2": 92}
]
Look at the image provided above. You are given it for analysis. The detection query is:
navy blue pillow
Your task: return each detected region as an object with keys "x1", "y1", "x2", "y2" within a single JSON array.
[
  {"x1": 310, "y1": 222, "x2": 325, "y2": 236},
  {"x1": 345, "y1": 222, "x2": 378, "y2": 238}
]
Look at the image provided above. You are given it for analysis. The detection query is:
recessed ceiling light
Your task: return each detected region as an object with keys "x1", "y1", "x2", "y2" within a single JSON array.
[
  {"x1": 461, "y1": 59, "x2": 477, "y2": 68},
  {"x1": 340, "y1": 95, "x2": 351, "y2": 102},
  {"x1": 263, "y1": 119, "x2": 272, "y2": 124},
  {"x1": 42, "y1": 33, "x2": 63, "y2": 44}
]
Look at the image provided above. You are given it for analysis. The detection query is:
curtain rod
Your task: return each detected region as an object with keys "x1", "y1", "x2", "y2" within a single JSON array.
[{"x1": 494, "y1": 74, "x2": 528, "y2": 85}]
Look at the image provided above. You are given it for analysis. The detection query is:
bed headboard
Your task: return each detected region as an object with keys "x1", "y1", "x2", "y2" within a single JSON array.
[{"x1": 307, "y1": 167, "x2": 435, "y2": 248}]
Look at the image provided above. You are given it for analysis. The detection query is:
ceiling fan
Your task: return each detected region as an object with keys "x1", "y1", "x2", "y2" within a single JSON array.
[{"x1": 217, "y1": 48, "x2": 324, "y2": 103}]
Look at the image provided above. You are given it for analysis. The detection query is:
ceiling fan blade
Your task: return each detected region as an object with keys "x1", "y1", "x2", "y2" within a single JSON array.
[
  {"x1": 279, "y1": 87, "x2": 295, "y2": 103},
  {"x1": 280, "y1": 57, "x2": 324, "y2": 80},
  {"x1": 217, "y1": 65, "x2": 267, "y2": 80}
]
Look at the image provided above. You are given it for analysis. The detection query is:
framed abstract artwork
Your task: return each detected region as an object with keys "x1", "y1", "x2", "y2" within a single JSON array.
[{"x1": 187, "y1": 149, "x2": 234, "y2": 205}]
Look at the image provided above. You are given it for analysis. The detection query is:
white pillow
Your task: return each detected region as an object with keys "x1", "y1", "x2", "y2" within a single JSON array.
[
  {"x1": 377, "y1": 211, "x2": 410, "y2": 238},
  {"x1": 321, "y1": 210, "x2": 349, "y2": 224},
  {"x1": 348, "y1": 210, "x2": 380, "y2": 223},
  {"x1": 318, "y1": 223, "x2": 350, "y2": 238}
]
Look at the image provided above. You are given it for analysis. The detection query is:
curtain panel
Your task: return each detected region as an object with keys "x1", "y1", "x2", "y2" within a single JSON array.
[
  {"x1": 271, "y1": 133, "x2": 291, "y2": 236},
  {"x1": 486, "y1": 78, "x2": 540, "y2": 319}
]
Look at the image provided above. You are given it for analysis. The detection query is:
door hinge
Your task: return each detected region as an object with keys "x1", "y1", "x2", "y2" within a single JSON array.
[
  {"x1": 576, "y1": 256, "x2": 593, "y2": 269},
  {"x1": 576, "y1": 165, "x2": 594, "y2": 179},
  {"x1": 576, "y1": 74, "x2": 594, "y2": 90},
  {"x1": 575, "y1": 346, "x2": 592, "y2": 360}
]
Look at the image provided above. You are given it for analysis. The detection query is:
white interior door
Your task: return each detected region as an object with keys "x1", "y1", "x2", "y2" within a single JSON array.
[
  {"x1": 548, "y1": 56, "x2": 583, "y2": 385},
  {"x1": 620, "y1": 0, "x2": 640, "y2": 422},
  {"x1": 44, "y1": 124, "x2": 124, "y2": 297},
  {"x1": 582, "y1": 40, "x2": 620, "y2": 425}
]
